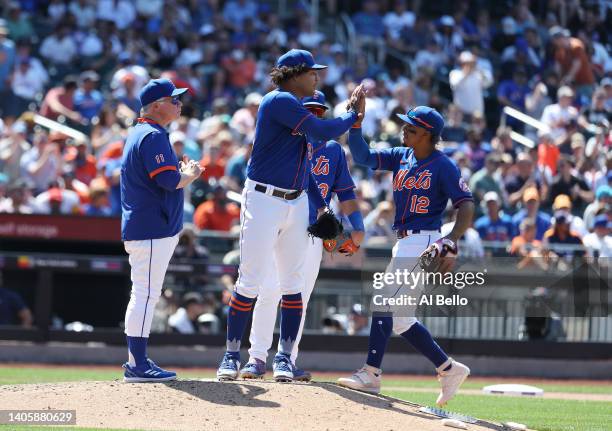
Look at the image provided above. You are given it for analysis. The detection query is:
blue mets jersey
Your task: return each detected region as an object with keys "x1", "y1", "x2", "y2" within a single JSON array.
[
  {"x1": 474, "y1": 213, "x2": 515, "y2": 241},
  {"x1": 374, "y1": 147, "x2": 473, "y2": 231},
  {"x1": 308, "y1": 139, "x2": 355, "y2": 224},
  {"x1": 248, "y1": 89, "x2": 313, "y2": 191},
  {"x1": 121, "y1": 119, "x2": 183, "y2": 241}
]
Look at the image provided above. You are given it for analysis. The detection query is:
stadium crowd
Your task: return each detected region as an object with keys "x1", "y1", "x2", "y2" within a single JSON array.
[{"x1": 0, "y1": 0, "x2": 610, "y2": 270}]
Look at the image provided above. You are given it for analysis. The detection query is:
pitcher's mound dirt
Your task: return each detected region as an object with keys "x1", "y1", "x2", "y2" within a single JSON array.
[{"x1": 1, "y1": 379, "x2": 502, "y2": 431}]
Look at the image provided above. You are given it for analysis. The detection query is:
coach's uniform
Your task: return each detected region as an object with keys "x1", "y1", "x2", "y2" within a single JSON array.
[
  {"x1": 121, "y1": 118, "x2": 184, "y2": 339},
  {"x1": 249, "y1": 139, "x2": 356, "y2": 364}
]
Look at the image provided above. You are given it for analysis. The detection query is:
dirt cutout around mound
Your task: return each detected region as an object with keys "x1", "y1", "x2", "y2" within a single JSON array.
[{"x1": 0, "y1": 379, "x2": 505, "y2": 431}]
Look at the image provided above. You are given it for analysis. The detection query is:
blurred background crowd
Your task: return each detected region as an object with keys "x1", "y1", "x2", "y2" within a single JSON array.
[{"x1": 0, "y1": 0, "x2": 610, "y2": 334}]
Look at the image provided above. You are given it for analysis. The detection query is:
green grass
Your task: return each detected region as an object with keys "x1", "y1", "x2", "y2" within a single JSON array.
[{"x1": 385, "y1": 390, "x2": 612, "y2": 431}]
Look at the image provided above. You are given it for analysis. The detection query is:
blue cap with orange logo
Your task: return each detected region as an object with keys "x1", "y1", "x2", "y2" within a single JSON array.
[
  {"x1": 276, "y1": 49, "x2": 327, "y2": 70},
  {"x1": 397, "y1": 106, "x2": 445, "y2": 136},
  {"x1": 302, "y1": 90, "x2": 328, "y2": 110}
]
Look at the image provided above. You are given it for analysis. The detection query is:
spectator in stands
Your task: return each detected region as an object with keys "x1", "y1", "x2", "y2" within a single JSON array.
[
  {"x1": 0, "y1": 179, "x2": 34, "y2": 214},
  {"x1": 74, "y1": 71, "x2": 104, "y2": 123},
  {"x1": 543, "y1": 211, "x2": 584, "y2": 264},
  {"x1": 0, "y1": 121, "x2": 29, "y2": 183},
  {"x1": 352, "y1": 0, "x2": 386, "y2": 62},
  {"x1": 5, "y1": 2, "x2": 33, "y2": 42},
  {"x1": 222, "y1": 0, "x2": 258, "y2": 31},
  {"x1": 383, "y1": 0, "x2": 415, "y2": 45},
  {"x1": 9, "y1": 56, "x2": 48, "y2": 119},
  {"x1": 475, "y1": 191, "x2": 514, "y2": 243},
  {"x1": 39, "y1": 75, "x2": 83, "y2": 124},
  {"x1": 96, "y1": 0, "x2": 136, "y2": 31},
  {"x1": 20, "y1": 131, "x2": 62, "y2": 194},
  {"x1": 552, "y1": 193, "x2": 587, "y2": 238},
  {"x1": 193, "y1": 184, "x2": 240, "y2": 232},
  {"x1": 168, "y1": 292, "x2": 206, "y2": 334},
  {"x1": 230, "y1": 92, "x2": 261, "y2": 143},
  {"x1": 584, "y1": 185, "x2": 612, "y2": 231},
  {"x1": 69, "y1": 0, "x2": 97, "y2": 29},
  {"x1": 469, "y1": 153, "x2": 503, "y2": 212},
  {"x1": 225, "y1": 144, "x2": 252, "y2": 192},
  {"x1": 221, "y1": 47, "x2": 256, "y2": 92},
  {"x1": 347, "y1": 304, "x2": 369, "y2": 336},
  {"x1": 579, "y1": 88, "x2": 611, "y2": 131},
  {"x1": 582, "y1": 214, "x2": 612, "y2": 266},
  {"x1": 0, "y1": 20, "x2": 15, "y2": 115},
  {"x1": 434, "y1": 15, "x2": 463, "y2": 63},
  {"x1": 82, "y1": 182, "x2": 111, "y2": 217},
  {"x1": 505, "y1": 152, "x2": 546, "y2": 209},
  {"x1": 364, "y1": 200, "x2": 395, "y2": 243},
  {"x1": 540, "y1": 86, "x2": 579, "y2": 141},
  {"x1": 39, "y1": 23, "x2": 77, "y2": 70},
  {"x1": 537, "y1": 131, "x2": 560, "y2": 177},
  {"x1": 497, "y1": 67, "x2": 530, "y2": 129},
  {"x1": 512, "y1": 187, "x2": 551, "y2": 241},
  {"x1": 549, "y1": 155, "x2": 593, "y2": 214},
  {"x1": 64, "y1": 140, "x2": 97, "y2": 185},
  {"x1": 509, "y1": 218, "x2": 543, "y2": 265},
  {"x1": 0, "y1": 285, "x2": 32, "y2": 327},
  {"x1": 549, "y1": 26, "x2": 595, "y2": 100},
  {"x1": 33, "y1": 185, "x2": 80, "y2": 215},
  {"x1": 449, "y1": 50, "x2": 493, "y2": 118}
]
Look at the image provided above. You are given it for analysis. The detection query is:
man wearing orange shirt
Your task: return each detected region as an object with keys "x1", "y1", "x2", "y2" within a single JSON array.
[
  {"x1": 193, "y1": 185, "x2": 239, "y2": 231},
  {"x1": 537, "y1": 131, "x2": 559, "y2": 176},
  {"x1": 550, "y1": 27, "x2": 595, "y2": 98},
  {"x1": 64, "y1": 140, "x2": 97, "y2": 185}
]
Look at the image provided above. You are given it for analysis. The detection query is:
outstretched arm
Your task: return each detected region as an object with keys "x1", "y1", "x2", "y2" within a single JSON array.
[{"x1": 348, "y1": 127, "x2": 378, "y2": 168}]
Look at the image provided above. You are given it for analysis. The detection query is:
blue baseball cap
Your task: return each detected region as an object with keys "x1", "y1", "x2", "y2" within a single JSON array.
[
  {"x1": 593, "y1": 214, "x2": 609, "y2": 229},
  {"x1": 276, "y1": 49, "x2": 327, "y2": 70},
  {"x1": 302, "y1": 90, "x2": 328, "y2": 109},
  {"x1": 139, "y1": 78, "x2": 188, "y2": 107},
  {"x1": 397, "y1": 106, "x2": 444, "y2": 136}
]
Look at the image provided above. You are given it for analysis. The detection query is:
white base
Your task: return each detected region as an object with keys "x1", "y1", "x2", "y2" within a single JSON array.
[{"x1": 483, "y1": 383, "x2": 544, "y2": 396}]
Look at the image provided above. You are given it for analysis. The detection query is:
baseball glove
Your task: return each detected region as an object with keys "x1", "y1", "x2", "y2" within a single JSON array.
[
  {"x1": 419, "y1": 238, "x2": 458, "y2": 274},
  {"x1": 323, "y1": 232, "x2": 360, "y2": 256},
  {"x1": 308, "y1": 209, "x2": 343, "y2": 240}
]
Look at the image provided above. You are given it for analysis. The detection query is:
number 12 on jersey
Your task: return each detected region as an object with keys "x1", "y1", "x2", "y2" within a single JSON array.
[{"x1": 410, "y1": 195, "x2": 429, "y2": 214}]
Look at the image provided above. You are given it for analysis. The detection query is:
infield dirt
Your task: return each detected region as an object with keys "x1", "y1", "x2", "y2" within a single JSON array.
[{"x1": 0, "y1": 379, "x2": 505, "y2": 431}]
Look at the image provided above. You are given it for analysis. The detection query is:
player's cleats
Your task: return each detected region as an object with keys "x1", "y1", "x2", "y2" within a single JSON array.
[
  {"x1": 217, "y1": 353, "x2": 240, "y2": 381},
  {"x1": 240, "y1": 358, "x2": 266, "y2": 379},
  {"x1": 123, "y1": 358, "x2": 177, "y2": 383},
  {"x1": 337, "y1": 365, "x2": 381, "y2": 394},
  {"x1": 292, "y1": 365, "x2": 312, "y2": 382},
  {"x1": 436, "y1": 358, "x2": 470, "y2": 406},
  {"x1": 272, "y1": 353, "x2": 294, "y2": 382}
]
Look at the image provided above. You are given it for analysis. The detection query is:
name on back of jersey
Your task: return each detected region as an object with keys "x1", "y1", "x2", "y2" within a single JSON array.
[{"x1": 393, "y1": 169, "x2": 432, "y2": 192}]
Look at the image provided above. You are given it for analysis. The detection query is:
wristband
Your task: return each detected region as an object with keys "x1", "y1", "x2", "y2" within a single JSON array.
[{"x1": 347, "y1": 210, "x2": 364, "y2": 231}]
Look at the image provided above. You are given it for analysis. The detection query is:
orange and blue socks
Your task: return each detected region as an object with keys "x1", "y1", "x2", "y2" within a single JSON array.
[
  {"x1": 401, "y1": 322, "x2": 449, "y2": 369},
  {"x1": 225, "y1": 292, "x2": 254, "y2": 357},
  {"x1": 278, "y1": 293, "x2": 303, "y2": 354},
  {"x1": 366, "y1": 314, "x2": 393, "y2": 368}
]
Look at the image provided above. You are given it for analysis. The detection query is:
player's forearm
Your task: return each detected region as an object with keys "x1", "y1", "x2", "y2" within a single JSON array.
[
  {"x1": 301, "y1": 111, "x2": 357, "y2": 141},
  {"x1": 348, "y1": 128, "x2": 378, "y2": 168},
  {"x1": 447, "y1": 200, "x2": 474, "y2": 242}
]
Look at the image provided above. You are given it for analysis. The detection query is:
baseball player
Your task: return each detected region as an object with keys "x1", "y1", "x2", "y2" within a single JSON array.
[
  {"x1": 217, "y1": 49, "x2": 364, "y2": 381},
  {"x1": 338, "y1": 105, "x2": 475, "y2": 407},
  {"x1": 121, "y1": 78, "x2": 203, "y2": 382},
  {"x1": 240, "y1": 91, "x2": 365, "y2": 381}
]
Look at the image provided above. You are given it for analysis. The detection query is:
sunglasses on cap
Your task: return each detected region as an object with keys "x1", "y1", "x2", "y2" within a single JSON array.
[
  {"x1": 157, "y1": 96, "x2": 181, "y2": 105},
  {"x1": 406, "y1": 108, "x2": 435, "y2": 129}
]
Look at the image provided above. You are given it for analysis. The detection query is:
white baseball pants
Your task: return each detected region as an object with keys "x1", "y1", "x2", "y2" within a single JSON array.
[
  {"x1": 388, "y1": 231, "x2": 441, "y2": 334},
  {"x1": 235, "y1": 179, "x2": 310, "y2": 298},
  {"x1": 124, "y1": 234, "x2": 179, "y2": 337},
  {"x1": 248, "y1": 237, "x2": 323, "y2": 364}
]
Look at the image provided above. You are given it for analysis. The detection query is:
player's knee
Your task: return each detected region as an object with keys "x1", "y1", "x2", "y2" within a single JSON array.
[
  {"x1": 234, "y1": 284, "x2": 258, "y2": 299},
  {"x1": 392, "y1": 317, "x2": 418, "y2": 335}
]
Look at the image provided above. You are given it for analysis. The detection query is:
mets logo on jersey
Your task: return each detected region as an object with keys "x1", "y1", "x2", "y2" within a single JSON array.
[
  {"x1": 312, "y1": 155, "x2": 330, "y2": 176},
  {"x1": 393, "y1": 169, "x2": 432, "y2": 192},
  {"x1": 459, "y1": 177, "x2": 471, "y2": 192}
]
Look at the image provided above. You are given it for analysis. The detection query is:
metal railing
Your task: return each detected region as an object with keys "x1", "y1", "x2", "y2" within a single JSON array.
[{"x1": 499, "y1": 106, "x2": 551, "y2": 149}]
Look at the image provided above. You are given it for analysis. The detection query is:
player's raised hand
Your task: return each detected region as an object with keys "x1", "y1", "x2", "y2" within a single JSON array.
[{"x1": 346, "y1": 83, "x2": 365, "y2": 112}]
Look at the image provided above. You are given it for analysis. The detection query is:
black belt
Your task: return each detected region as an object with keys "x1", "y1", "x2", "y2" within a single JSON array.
[
  {"x1": 254, "y1": 184, "x2": 302, "y2": 200},
  {"x1": 397, "y1": 229, "x2": 441, "y2": 239}
]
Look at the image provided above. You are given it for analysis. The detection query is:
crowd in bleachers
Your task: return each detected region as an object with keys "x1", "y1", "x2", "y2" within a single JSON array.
[{"x1": 0, "y1": 0, "x2": 609, "y2": 264}]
